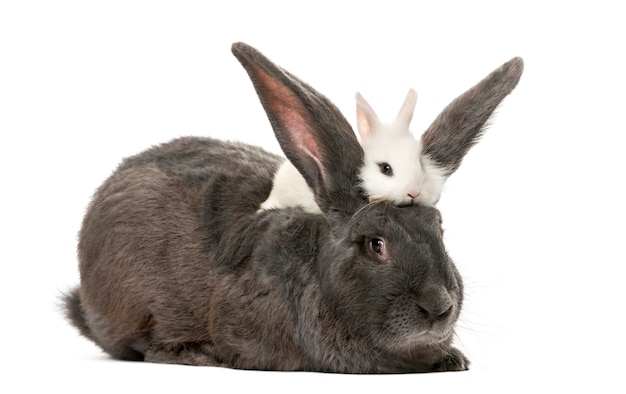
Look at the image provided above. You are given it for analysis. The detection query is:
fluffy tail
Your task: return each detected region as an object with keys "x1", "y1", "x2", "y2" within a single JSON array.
[{"x1": 62, "y1": 287, "x2": 94, "y2": 341}]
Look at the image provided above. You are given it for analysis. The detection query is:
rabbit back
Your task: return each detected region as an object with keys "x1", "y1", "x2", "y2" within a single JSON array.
[{"x1": 72, "y1": 137, "x2": 289, "y2": 362}]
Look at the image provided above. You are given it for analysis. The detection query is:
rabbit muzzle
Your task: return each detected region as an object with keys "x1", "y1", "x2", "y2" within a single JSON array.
[{"x1": 383, "y1": 286, "x2": 459, "y2": 347}]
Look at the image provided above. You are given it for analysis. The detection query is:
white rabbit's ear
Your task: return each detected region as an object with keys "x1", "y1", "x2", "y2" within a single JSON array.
[
  {"x1": 232, "y1": 42, "x2": 366, "y2": 217},
  {"x1": 421, "y1": 57, "x2": 524, "y2": 175},
  {"x1": 355, "y1": 92, "x2": 382, "y2": 142},
  {"x1": 395, "y1": 88, "x2": 417, "y2": 129}
]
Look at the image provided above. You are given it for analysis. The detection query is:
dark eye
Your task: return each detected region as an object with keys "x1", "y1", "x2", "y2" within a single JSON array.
[
  {"x1": 370, "y1": 238, "x2": 385, "y2": 255},
  {"x1": 378, "y1": 162, "x2": 393, "y2": 176}
]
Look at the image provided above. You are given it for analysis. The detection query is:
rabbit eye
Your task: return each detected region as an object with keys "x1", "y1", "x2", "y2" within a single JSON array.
[
  {"x1": 378, "y1": 162, "x2": 393, "y2": 176},
  {"x1": 370, "y1": 238, "x2": 385, "y2": 255}
]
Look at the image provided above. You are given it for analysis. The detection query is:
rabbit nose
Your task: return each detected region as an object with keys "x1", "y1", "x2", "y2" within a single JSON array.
[
  {"x1": 407, "y1": 191, "x2": 420, "y2": 199},
  {"x1": 416, "y1": 287, "x2": 454, "y2": 321},
  {"x1": 417, "y1": 303, "x2": 454, "y2": 322}
]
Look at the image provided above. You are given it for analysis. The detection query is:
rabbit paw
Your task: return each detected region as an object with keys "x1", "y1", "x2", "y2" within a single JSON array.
[{"x1": 431, "y1": 347, "x2": 469, "y2": 372}]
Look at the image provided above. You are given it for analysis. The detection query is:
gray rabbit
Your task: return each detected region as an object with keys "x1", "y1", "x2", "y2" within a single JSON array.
[{"x1": 63, "y1": 43, "x2": 523, "y2": 373}]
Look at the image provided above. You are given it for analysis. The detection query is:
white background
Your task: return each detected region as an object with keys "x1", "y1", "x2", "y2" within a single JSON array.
[{"x1": 1, "y1": 1, "x2": 624, "y2": 392}]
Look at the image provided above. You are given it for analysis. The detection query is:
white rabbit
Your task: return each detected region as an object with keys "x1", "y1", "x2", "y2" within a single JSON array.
[
  {"x1": 356, "y1": 89, "x2": 448, "y2": 206},
  {"x1": 259, "y1": 89, "x2": 447, "y2": 213}
]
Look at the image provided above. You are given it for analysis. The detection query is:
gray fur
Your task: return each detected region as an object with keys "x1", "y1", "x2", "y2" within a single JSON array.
[{"x1": 63, "y1": 43, "x2": 523, "y2": 373}]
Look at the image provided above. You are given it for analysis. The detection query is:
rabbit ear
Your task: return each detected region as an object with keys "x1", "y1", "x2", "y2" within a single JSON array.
[
  {"x1": 395, "y1": 88, "x2": 417, "y2": 129},
  {"x1": 355, "y1": 92, "x2": 383, "y2": 141},
  {"x1": 421, "y1": 57, "x2": 524, "y2": 175},
  {"x1": 232, "y1": 42, "x2": 365, "y2": 216}
]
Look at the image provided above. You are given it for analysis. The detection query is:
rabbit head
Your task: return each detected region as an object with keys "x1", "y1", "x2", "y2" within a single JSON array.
[
  {"x1": 319, "y1": 201, "x2": 463, "y2": 353},
  {"x1": 356, "y1": 89, "x2": 427, "y2": 206}
]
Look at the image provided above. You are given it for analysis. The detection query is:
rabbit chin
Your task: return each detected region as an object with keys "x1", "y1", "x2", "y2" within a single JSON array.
[{"x1": 387, "y1": 327, "x2": 453, "y2": 350}]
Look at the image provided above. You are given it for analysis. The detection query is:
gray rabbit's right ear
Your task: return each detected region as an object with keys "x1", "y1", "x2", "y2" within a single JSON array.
[
  {"x1": 232, "y1": 42, "x2": 366, "y2": 216},
  {"x1": 421, "y1": 57, "x2": 524, "y2": 175}
]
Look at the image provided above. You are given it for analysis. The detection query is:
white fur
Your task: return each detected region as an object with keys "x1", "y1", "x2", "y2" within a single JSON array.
[
  {"x1": 358, "y1": 124, "x2": 423, "y2": 205},
  {"x1": 258, "y1": 89, "x2": 449, "y2": 213},
  {"x1": 358, "y1": 131, "x2": 447, "y2": 206},
  {"x1": 258, "y1": 160, "x2": 322, "y2": 214},
  {"x1": 419, "y1": 153, "x2": 448, "y2": 205},
  {"x1": 356, "y1": 89, "x2": 447, "y2": 206}
]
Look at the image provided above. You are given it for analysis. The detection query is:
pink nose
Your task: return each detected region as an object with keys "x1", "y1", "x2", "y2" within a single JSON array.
[{"x1": 407, "y1": 192, "x2": 420, "y2": 199}]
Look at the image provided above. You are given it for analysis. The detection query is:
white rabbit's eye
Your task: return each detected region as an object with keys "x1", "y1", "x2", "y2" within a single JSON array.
[
  {"x1": 377, "y1": 162, "x2": 393, "y2": 176},
  {"x1": 370, "y1": 238, "x2": 385, "y2": 255}
]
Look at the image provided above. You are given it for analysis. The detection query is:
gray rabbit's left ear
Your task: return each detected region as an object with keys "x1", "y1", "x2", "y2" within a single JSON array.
[
  {"x1": 421, "y1": 57, "x2": 524, "y2": 175},
  {"x1": 232, "y1": 42, "x2": 366, "y2": 217}
]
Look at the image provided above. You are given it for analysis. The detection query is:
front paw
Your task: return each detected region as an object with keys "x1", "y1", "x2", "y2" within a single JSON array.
[{"x1": 431, "y1": 347, "x2": 469, "y2": 372}]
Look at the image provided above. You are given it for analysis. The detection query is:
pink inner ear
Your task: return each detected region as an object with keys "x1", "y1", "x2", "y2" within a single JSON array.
[
  {"x1": 256, "y1": 68, "x2": 322, "y2": 163},
  {"x1": 356, "y1": 105, "x2": 371, "y2": 141},
  {"x1": 281, "y1": 112, "x2": 321, "y2": 161}
]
